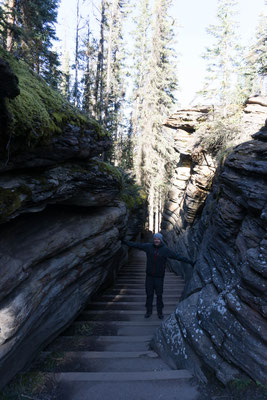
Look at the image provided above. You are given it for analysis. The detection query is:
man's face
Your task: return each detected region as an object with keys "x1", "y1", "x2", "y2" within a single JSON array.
[{"x1": 153, "y1": 237, "x2": 161, "y2": 247}]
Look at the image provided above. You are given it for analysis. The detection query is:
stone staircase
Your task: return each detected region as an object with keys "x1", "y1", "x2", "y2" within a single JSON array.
[{"x1": 30, "y1": 249, "x2": 199, "y2": 400}]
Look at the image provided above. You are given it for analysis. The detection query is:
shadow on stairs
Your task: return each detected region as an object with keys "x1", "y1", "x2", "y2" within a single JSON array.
[{"x1": 5, "y1": 250, "x2": 200, "y2": 400}]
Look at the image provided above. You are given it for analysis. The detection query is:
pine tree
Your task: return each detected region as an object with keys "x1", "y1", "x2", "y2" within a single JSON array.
[
  {"x1": 72, "y1": 0, "x2": 83, "y2": 107},
  {"x1": 61, "y1": 37, "x2": 71, "y2": 100},
  {"x1": 131, "y1": 0, "x2": 178, "y2": 232},
  {"x1": 103, "y1": 0, "x2": 129, "y2": 164},
  {"x1": 2, "y1": 0, "x2": 60, "y2": 85},
  {"x1": 94, "y1": 0, "x2": 106, "y2": 122},
  {"x1": 5, "y1": 0, "x2": 17, "y2": 52},
  {"x1": 195, "y1": 0, "x2": 248, "y2": 157},
  {"x1": 245, "y1": 13, "x2": 267, "y2": 96},
  {"x1": 82, "y1": 23, "x2": 96, "y2": 113},
  {"x1": 131, "y1": 0, "x2": 151, "y2": 183},
  {"x1": 199, "y1": 0, "x2": 242, "y2": 116}
]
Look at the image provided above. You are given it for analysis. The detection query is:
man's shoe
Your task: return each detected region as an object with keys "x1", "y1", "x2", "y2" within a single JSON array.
[
  {"x1": 158, "y1": 313, "x2": 164, "y2": 319},
  {"x1": 144, "y1": 312, "x2": 152, "y2": 318}
]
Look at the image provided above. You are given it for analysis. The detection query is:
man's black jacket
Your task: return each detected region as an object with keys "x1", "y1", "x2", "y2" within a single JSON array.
[{"x1": 122, "y1": 240, "x2": 193, "y2": 278}]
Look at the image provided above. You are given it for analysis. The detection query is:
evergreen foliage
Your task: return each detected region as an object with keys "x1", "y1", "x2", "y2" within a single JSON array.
[
  {"x1": 199, "y1": 0, "x2": 243, "y2": 115},
  {"x1": 195, "y1": 0, "x2": 247, "y2": 157},
  {"x1": 245, "y1": 13, "x2": 267, "y2": 96},
  {"x1": 1, "y1": 0, "x2": 61, "y2": 86},
  {"x1": 130, "y1": 0, "x2": 178, "y2": 232}
]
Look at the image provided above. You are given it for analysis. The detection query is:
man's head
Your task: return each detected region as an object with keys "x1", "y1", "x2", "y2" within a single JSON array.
[{"x1": 153, "y1": 233, "x2": 163, "y2": 247}]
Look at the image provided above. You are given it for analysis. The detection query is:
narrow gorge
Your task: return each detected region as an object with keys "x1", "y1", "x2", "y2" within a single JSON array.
[{"x1": 0, "y1": 49, "x2": 266, "y2": 397}]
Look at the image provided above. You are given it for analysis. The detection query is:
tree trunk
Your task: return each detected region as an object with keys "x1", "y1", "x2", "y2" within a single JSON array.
[
  {"x1": 104, "y1": 0, "x2": 117, "y2": 128},
  {"x1": 158, "y1": 187, "x2": 162, "y2": 232},
  {"x1": 154, "y1": 189, "x2": 159, "y2": 234},
  {"x1": 148, "y1": 184, "x2": 154, "y2": 233},
  {"x1": 6, "y1": 0, "x2": 16, "y2": 52},
  {"x1": 94, "y1": 0, "x2": 105, "y2": 121},
  {"x1": 74, "y1": 0, "x2": 80, "y2": 107},
  {"x1": 83, "y1": 25, "x2": 91, "y2": 112}
]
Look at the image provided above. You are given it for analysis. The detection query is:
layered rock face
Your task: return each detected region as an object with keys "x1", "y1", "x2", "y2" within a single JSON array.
[
  {"x1": 154, "y1": 124, "x2": 267, "y2": 384},
  {"x1": 162, "y1": 107, "x2": 216, "y2": 280},
  {"x1": 161, "y1": 99, "x2": 267, "y2": 281},
  {"x1": 243, "y1": 96, "x2": 267, "y2": 137},
  {"x1": 0, "y1": 59, "x2": 144, "y2": 389}
]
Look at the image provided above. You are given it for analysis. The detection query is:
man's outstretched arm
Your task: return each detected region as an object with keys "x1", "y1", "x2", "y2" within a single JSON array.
[
  {"x1": 165, "y1": 248, "x2": 194, "y2": 266},
  {"x1": 121, "y1": 240, "x2": 149, "y2": 251}
]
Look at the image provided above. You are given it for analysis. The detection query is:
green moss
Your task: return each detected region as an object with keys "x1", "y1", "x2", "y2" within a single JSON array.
[
  {"x1": 0, "y1": 48, "x2": 106, "y2": 146},
  {"x1": 37, "y1": 352, "x2": 65, "y2": 372},
  {"x1": 114, "y1": 168, "x2": 148, "y2": 210},
  {"x1": 75, "y1": 322, "x2": 94, "y2": 335},
  {"x1": 90, "y1": 160, "x2": 147, "y2": 210},
  {"x1": 229, "y1": 378, "x2": 267, "y2": 398},
  {"x1": 93, "y1": 160, "x2": 123, "y2": 186},
  {"x1": 120, "y1": 183, "x2": 147, "y2": 210},
  {"x1": 0, "y1": 185, "x2": 32, "y2": 222},
  {"x1": 0, "y1": 188, "x2": 21, "y2": 221},
  {"x1": 0, "y1": 372, "x2": 48, "y2": 400}
]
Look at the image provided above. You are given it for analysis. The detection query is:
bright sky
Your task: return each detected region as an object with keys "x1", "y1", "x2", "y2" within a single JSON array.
[
  {"x1": 173, "y1": 0, "x2": 266, "y2": 106},
  {"x1": 56, "y1": 0, "x2": 266, "y2": 107}
]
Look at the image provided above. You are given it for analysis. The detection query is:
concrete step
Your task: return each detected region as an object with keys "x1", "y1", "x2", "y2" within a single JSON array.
[
  {"x1": 63, "y1": 323, "x2": 159, "y2": 336},
  {"x1": 33, "y1": 351, "x2": 170, "y2": 373},
  {"x1": 88, "y1": 300, "x2": 179, "y2": 305},
  {"x1": 114, "y1": 283, "x2": 184, "y2": 288},
  {"x1": 77, "y1": 311, "x2": 171, "y2": 322},
  {"x1": 116, "y1": 276, "x2": 183, "y2": 281},
  {"x1": 85, "y1": 302, "x2": 178, "y2": 311},
  {"x1": 75, "y1": 321, "x2": 163, "y2": 326},
  {"x1": 42, "y1": 351, "x2": 158, "y2": 358},
  {"x1": 95, "y1": 294, "x2": 181, "y2": 302},
  {"x1": 116, "y1": 277, "x2": 180, "y2": 282},
  {"x1": 119, "y1": 272, "x2": 180, "y2": 277},
  {"x1": 53, "y1": 369, "x2": 193, "y2": 382},
  {"x1": 116, "y1": 275, "x2": 182, "y2": 280},
  {"x1": 81, "y1": 309, "x2": 173, "y2": 315},
  {"x1": 104, "y1": 288, "x2": 181, "y2": 295},
  {"x1": 46, "y1": 336, "x2": 152, "y2": 352},
  {"x1": 54, "y1": 379, "x2": 199, "y2": 400}
]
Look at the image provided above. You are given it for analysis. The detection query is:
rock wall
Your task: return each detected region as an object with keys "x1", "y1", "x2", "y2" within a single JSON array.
[
  {"x1": 0, "y1": 57, "x2": 145, "y2": 389},
  {"x1": 162, "y1": 107, "x2": 216, "y2": 280},
  {"x1": 154, "y1": 124, "x2": 267, "y2": 384},
  {"x1": 161, "y1": 98, "x2": 267, "y2": 281}
]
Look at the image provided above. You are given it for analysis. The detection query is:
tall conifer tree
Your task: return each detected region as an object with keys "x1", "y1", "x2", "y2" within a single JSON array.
[
  {"x1": 2, "y1": 0, "x2": 60, "y2": 85},
  {"x1": 245, "y1": 13, "x2": 267, "y2": 96},
  {"x1": 199, "y1": 0, "x2": 242, "y2": 116},
  {"x1": 132, "y1": 0, "x2": 178, "y2": 232}
]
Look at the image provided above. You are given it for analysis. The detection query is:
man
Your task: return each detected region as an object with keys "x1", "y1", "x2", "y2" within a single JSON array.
[{"x1": 122, "y1": 233, "x2": 194, "y2": 319}]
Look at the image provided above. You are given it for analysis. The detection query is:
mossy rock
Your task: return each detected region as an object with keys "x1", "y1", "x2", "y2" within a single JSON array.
[
  {"x1": 0, "y1": 185, "x2": 32, "y2": 222},
  {"x1": 0, "y1": 372, "x2": 49, "y2": 400},
  {"x1": 0, "y1": 48, "x2": 107, "y2": 148},
  {"x1": 120, "y1": 176, "x2": 147, "y2": 210},
  {"x1": 92, "y1": 160, "x2": 123, "y2": 187},
  {"x1": 90, "y1": 160, "x2": 147, "y2": 210}
]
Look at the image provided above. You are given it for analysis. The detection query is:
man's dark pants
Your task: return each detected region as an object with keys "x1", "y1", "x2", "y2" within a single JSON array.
[{"x1": 145, "y1": 275, "x2": 164, "y2": 314}]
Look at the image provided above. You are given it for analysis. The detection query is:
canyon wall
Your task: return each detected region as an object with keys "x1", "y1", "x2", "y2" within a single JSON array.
[
  {"x1": 154, "y1": 102, "x2": 267, "y2": 384},
  {"x1": 0, "y1": 56, "x2": 145, "y2": 389}
]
